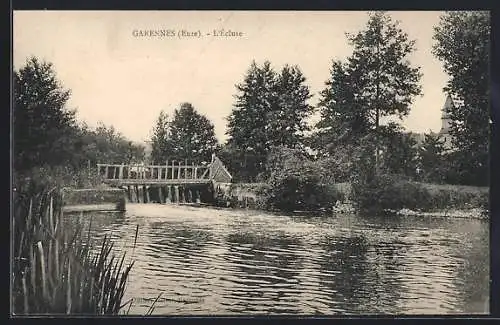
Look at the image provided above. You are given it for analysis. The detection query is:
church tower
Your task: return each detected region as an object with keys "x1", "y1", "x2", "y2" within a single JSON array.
[{"x1": 439, "y1": 94, "x2": 454, "y2": 150}]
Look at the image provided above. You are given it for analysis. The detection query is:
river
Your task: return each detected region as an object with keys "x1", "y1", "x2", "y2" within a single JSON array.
[{"x1": 68, "y1": 203, "x2": 490, "y2": 315}]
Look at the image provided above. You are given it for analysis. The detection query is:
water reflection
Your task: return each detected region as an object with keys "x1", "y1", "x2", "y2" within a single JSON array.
[{"x1": 65, "y1": 205, "x2": 489, "y2": 315}]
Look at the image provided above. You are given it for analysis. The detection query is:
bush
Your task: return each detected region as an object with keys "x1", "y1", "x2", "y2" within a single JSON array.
[
  {"x1": 352, "y1": 173, "x2": 490, "y2": 214},
  {"x1": 352, "y1": 174, "x2": 432, "y2": 213},
  {"x1": 261, "y1": 147, "x2": 341, "y2": 213},
  {"x1": 14, "y1": 165, "x2": 104, "y2": 196}
]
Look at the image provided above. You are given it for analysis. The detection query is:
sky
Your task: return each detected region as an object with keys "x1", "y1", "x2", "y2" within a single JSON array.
[{"x1": 13, "y1": 11, "x2": 450, "y2": 144}]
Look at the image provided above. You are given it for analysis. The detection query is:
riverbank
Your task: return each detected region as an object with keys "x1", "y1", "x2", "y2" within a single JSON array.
[{"x1": 220, "y1": 181, "x2": 489, "y2": 220}]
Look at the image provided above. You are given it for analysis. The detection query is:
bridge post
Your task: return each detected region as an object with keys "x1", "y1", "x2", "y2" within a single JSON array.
[
  {"x1": 166, "y1": 186, "x2": 172, "y2": 203},
  {"x1": 171, "y1": 161, "x2": 175, "y2": 179},
  {"x1": 119, "y1": 164, "x2": 124, "y2": 179},
  {"x1": 145, "y1": 185, "x2": 150, "y2": 203},
  {"x1": 105, "y1": 165, "x2": 109, "y2": 179},
  {"x1": 158, "y1": 186, "x2": 164, "y2": 204},
  {"x1": 178, "y1": 161, "x2": 182, "y2": 179},
  {"x1": 174, "y1": 186, "x2": 179, "y2": 203}
]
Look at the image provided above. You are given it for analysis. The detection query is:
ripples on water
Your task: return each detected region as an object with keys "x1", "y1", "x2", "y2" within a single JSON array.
[{"x1": 66, "y1": 204, "x2": 489, "y2": 315}]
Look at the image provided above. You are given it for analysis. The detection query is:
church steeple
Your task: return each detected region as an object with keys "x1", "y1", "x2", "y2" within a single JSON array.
[{"x1": 440, "y1": 94, "x2": 454, "y2": 149}]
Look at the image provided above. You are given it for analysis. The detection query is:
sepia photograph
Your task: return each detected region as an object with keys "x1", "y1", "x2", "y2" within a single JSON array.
[{"x1": 12, "y1": 10, "x2": 490, "y2": 316}]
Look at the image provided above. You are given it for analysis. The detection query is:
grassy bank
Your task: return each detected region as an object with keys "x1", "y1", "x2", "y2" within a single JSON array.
[
  {"x1": 220, "y1": 178, "x2": 488, "y2": 218},
  {"x1": 12, "y1": 189, "x2": 137, "y2": 315},
  {"x1": 351, "y1": 174, "x2": 489, "y2": 216}
]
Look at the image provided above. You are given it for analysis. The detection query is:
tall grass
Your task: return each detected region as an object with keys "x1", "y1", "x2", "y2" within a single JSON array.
[{"x1": 12, "y1": 188, "x2": 137, "y2": 315}]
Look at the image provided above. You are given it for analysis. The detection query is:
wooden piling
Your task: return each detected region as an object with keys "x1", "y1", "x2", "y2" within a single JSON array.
[
  {"x1": 158, "y1": 186, "x2": 164, "y2": 204},
  {"x1": 187, "y1": 189, "x2": 193, "y2": 203},
  {"x1": 145, "y1": 186, "x2": 150, "y2": 203},
  {"x1": 138, "y1": 186, "x2": 144, "y2": 203},
  {"x1": 166, "y1": 186, "x2": 171, "y2": 203},
  {"x1": 174, "y1": 186, "x2": 179, "y2": 203}
]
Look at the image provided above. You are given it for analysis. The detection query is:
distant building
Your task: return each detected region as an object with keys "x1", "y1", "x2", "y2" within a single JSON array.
[{"x1": 439, "y1": 94, "x2": 455, "y2": 150}]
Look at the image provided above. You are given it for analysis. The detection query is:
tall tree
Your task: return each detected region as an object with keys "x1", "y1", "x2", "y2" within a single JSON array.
[
  {"x1": 432, "y1": 11, "x2": 490, "y2": 186},
  {"x1": 226, "y1": 60, "x2": 277, "y2": 181},
  {"x1": 150, "y1": 110, "x2": 172, "y2": 164},
  {"x1": 269, "y1": 65, "x2": 314, "y2": 150},
  {"x1": 14, "y1": 56, "x2": 78, "y2": 171},
  {"x1": 315, "y1": 12, "x2": 422, "y2": 172},
  {"x1": 168, "y1": 103, "x2": 219, "y2": 163}
]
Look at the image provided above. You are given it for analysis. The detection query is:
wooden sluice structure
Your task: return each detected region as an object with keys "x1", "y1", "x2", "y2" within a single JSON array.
[{"x1": 96, "y1": 154, "x2": 232, "y2": 204}]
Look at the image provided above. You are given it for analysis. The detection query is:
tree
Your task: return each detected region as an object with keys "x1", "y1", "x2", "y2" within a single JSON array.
[
  {"x1": 269, "y1": 64, "x2": 314, "y2": 150},
  {"x1": 226, "y1": 60, "x2": 277, "y2": 181},
  {"x1": 226, "y1": 61, "x2": 314, "y2": 181},
  {"x1": 315, "y1": 12, "x2": 422, "y2": 172},
  {"x1": 417, "y1": 133, "x2": 447, "y2": 183},
  {"x1": 433, "y1": 11, "x2": 490, "y2": 186},
  {"x1": 150, "y1": 110, "x2": 172, "y2": 164},
  {"x1": 378, "y1": 123, "x2": 419, "y2": 178},
  {"x1": 14, "y1": 56, "x2": 78, "y2": 171},
  {"x1": 168, "y1": 103, "x2": 219, "y2": 163}
]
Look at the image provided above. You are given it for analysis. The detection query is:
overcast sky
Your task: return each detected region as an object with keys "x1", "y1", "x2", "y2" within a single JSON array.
[{"x1": 13, "y1": 11, "x2": 449, "y2": 143}]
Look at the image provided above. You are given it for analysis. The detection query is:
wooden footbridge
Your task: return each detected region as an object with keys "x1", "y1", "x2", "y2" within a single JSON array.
[{"x1": 96, "y1": 154, "x2": 232, "y2": 204}]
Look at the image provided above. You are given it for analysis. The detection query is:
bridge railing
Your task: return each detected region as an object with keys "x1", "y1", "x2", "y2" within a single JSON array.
[
  {"x1": 96, "y1": 155, "x2": 232, "y2": 183},
  {"x1": 97, "y1": 162, "x2": 211, "y2": 181}
]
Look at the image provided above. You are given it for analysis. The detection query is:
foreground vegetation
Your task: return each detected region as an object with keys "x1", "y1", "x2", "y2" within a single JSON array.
[{"x1": 12, "y1": 189, "x2": 138, "y2": 315}]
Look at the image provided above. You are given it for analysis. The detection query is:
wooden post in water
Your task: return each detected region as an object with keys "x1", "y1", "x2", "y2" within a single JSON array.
[
  {"x1": 138, "y1": 186, "x2": 143, "y2": 203},
  {"x1": 114, "y1": 167, "x2": 118, "y2": 179},
  {"x1": 145, "y1": 186, "x2": 150, "y2": 203},
  {"x1": 196, "y1": 190, "x2": 201, "y2": 203},
  {"x1": 127, "y1": 186, "x2": 131, "y2": 202},
  {"x1": 158, "y1": 186, "x2": 164, "y2": 204},
  {"x1": 166, "y1": 186, "x2": 172, "y2": 203},
  {"x1": 187, "y1": 189, "x2": 193, "y2": 203},
  {"x1": 174, "y1": 186, "x2": 179, "y2": 203}
]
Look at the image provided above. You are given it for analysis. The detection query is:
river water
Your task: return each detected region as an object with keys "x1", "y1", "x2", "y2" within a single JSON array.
[{"x1": 69, "y1": 203, "x2": 490, "y2": 315}]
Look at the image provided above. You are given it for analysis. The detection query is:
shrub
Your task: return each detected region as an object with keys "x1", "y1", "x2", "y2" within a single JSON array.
[
  {"x1": 352, "y1": 174, "x2": 432, "y2": 213},
  {"x1": 261, "y1": 147, "x2": 341, "y2": 213},
  {"x1": 352, "y1": 173, "x2": 490, "y2": 214}
]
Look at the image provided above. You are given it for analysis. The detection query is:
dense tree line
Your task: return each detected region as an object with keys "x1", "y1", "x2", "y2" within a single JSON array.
[
  {"x1": 14, "y1": 11, "x2": 490, "y2": 196},
  {"x1": 150, "y1": 102, "x2": 219, "y2": 164},
  {"x1": 13, "y1": 57, "x2": 145, "y2": 189}
]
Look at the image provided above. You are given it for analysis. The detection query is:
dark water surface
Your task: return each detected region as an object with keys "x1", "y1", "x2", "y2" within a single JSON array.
[{"x1": 68, "y1": 204, "x2": 489, "y2": 315}]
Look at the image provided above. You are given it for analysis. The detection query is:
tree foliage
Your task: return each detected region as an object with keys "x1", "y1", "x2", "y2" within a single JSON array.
[
  {"x1": 417, "y1": 133, "x2": 447, "y2": 183},
  {"x1": 432, "y1": 11, "x2": 490, "y2": 186},
  {"x1": 13, "y1": 57, "x2": 145, "y2": 189},
  {"x1": 226, "y1": 60, "x2": 313, "y2": 181},
  {"x1": 315, "y1": 12, "x2": 422, "y2": 169},
  {"x1": 150, "y1": 111, "x2": 171, "y2": 164},
  {"x1": 14, "y1": 56, "x2": 77, "y2": 171},
  {"x1": 150, "y1": 103, "x2": 219, "y2": 164}
]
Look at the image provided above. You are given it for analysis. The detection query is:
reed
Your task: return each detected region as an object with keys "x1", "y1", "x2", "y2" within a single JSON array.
[{"x1": 12, "y1": 189, "x2": 135, "y2": 315}]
